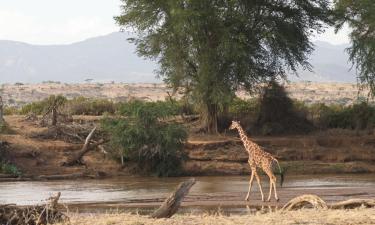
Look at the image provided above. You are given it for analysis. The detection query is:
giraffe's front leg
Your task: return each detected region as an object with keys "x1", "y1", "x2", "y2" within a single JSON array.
[
  {"x1": 245, "y1": 170, "x2": 255, "y2": 201},
  {"x1": 254, "y1": 172, "x2": 264, "y2": 202}
]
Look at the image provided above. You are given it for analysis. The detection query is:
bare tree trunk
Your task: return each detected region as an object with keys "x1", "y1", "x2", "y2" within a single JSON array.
[
  {"x1": 151, "y1": 178, "x2": 196, "y2": 218},
  {"x1": 62, "y1": 127, "x2": 107, "y2": 166},
  {"x1": 51, "y1": 106, "x2": 57, "y2": 126}
]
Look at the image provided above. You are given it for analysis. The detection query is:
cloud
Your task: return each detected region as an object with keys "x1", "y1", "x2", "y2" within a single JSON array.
[{"x1": 0, "y1": 9, "x2": 118, "y2": 45}]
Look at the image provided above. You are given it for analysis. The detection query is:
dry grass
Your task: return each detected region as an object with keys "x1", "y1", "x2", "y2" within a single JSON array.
[{"x1": 57, "y1": 208, "x2": 375, "y2": 225}]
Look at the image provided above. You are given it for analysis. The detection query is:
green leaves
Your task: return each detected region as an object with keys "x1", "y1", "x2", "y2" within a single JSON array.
[
  {"x1": 334, "y1": 0, "x2": 375, "y2": 95},
  {"x1": 115, "y1": 0, "x2": 332, "y2": 133},
  {"x1": 102, "y1": 100, "x2": 187, "y2": 176}
]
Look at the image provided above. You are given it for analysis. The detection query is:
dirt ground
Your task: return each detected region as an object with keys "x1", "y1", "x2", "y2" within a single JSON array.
[{"x1": 1, "y1": 115, "x2": 375, "y2": 178}]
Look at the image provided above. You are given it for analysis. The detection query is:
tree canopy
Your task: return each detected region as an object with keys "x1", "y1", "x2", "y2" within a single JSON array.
[
  {"x1": 115, "y1": 0, "x2": 332, "y2": 133},
  {"x1": 334, "y1": 0, "x2": 375, "y2": 95}
]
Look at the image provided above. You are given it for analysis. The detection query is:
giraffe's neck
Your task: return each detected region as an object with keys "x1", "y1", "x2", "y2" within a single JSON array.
[{"x1": 236, "y1": 126, "x2": 254, "y2": 154}]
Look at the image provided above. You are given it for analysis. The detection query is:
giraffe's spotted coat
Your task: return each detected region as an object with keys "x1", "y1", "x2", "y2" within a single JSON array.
[{"x1": 229, "y1": 120, "x2": 281, "y2": 202}]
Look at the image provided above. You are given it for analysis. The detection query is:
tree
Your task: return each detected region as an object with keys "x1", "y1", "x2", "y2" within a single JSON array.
[
  {"x1": 115, "y1": 0, "x2": 332, "y2": 133},
  {"x1": 334, "y1": 0, "x2": 375, "y2": 95}
]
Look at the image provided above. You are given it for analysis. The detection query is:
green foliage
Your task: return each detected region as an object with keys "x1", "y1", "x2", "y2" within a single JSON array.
[
  {"x1": 3, "y1": 106, "x2": 19, "y2": 115},
  {"x1": 102, "y1": 100, "x2": 187, "y2": 176},
  {"x1": 115, "y1": 0, "x2": 332, "y2": 133},
  {"x1": 0, "y1": 162, "x2": 22, "y2": 176},
  {"x1": 65, "y1": 97, "x2": 118, "y2": 115},
  {"x1": 334, "y1": 0, "x2": 375, "y2": 95},
  {"x1": 20, "y1": 95, "x2": 67, "y2": 115},
  {"x1": 256, "y1": 81, "x2": 313, "y2": 135},
  {"x1": 321, "y1": 102, "x2": 375, "y2": 130}
]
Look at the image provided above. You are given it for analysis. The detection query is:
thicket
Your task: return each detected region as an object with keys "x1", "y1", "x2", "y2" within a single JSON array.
[{"x1": 101, "y1": 100, "x2": 187, "y2": 176}]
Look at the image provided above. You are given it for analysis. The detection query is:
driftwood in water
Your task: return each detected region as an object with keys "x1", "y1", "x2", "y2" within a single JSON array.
[
  {"x1": 62, "y1": 127, "x2": 107, "y2": 166},
  {"x1": 282, "y1": 194, "x2": 375, "y2": 211},
  {"x1": 151, "y1": 178, "x2": 196, "y2": 218},
  {"x1": 0, "y1": 192, "x2": 67, "y2": 225}
]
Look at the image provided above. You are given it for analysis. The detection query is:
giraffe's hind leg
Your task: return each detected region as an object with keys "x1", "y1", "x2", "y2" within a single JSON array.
[
  {"x1": 245, "y1": 169, "x2": 255, "y2": 201},
  {"x1": 264, "y1": 168, "x2": 278, "y2": 201}
]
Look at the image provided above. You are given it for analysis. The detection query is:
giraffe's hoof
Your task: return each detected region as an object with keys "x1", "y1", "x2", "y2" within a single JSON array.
[
  {"x1": 261, "y1": 199, "x2": 265, "y2": 202},
  {"x1": 276, "y1": 198, "x2": 280, "y2": 202},
  {"x1": 266, "y1": 199, "x2": 271, "y2": 202}
]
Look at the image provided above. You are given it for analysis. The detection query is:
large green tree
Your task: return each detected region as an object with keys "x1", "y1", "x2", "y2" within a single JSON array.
[
  {"x1": 115, "y1": 0, "x2": 331, "y2": 133},
  {"x1": 334, "y1": 0, "x2": 375, "y2": 94}
]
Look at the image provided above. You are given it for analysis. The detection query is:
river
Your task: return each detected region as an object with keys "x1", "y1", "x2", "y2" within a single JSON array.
[{"x1": 1, "y1": 174, "x2": 374, "y2": 214}]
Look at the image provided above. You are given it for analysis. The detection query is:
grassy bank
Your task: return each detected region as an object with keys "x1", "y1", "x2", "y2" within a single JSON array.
[{"x1": 57, "y1": 209, "x2": 375, "y2": 225}]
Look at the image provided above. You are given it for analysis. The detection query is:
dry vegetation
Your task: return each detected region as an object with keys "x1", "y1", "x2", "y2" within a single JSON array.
[
  {"x1": 0, "y1": 82, "x2": 371, "y2": 108},
  {"x1": 57, "y1": 208, "x2": 375, "y2": 225}
]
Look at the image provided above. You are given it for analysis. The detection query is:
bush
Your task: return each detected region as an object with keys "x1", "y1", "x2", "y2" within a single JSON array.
[
  {"x1": 102, "y1": 100, "x2": 187, "y2": 176},
  {"x1": 256, "y1": 81, "x2": 314, "y2": 135},
  {"x1": 65, "y1": 97, "x2": 118, "y2": 115},
  {"x1": 20, "y1": 95, "x2": 67, "y2": 115},
  {"x1": 0, "y1": 162, "x2": 21, "y2": 176},
  {"x1": 4, "y1": 106, "x2": 19, "y2": 115}
]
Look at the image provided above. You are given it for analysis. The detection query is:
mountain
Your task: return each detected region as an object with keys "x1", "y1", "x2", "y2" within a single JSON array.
[
  {"x1": 0, "y1": 32, "x2": 355, "y2": 83},
  {"x1": 292, "y1": 41, "x2": 355, "y2": 82},
  {"x1": 0, "y1": 32, "x2": 158, "y2": 83}
]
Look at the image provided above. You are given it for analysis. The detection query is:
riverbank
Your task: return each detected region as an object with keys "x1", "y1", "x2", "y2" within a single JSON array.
[
  {"x1": 56, "y1": 208, "x2": 375, "y2": 225},
  {"x1": 1, "y1": 115, "x2": 375, "y2": 179}
]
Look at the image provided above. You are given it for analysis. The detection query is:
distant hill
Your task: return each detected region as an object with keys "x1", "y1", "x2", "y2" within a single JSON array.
[{"x1": 0, "y1": 32, "x2": 355, "y2": 83}]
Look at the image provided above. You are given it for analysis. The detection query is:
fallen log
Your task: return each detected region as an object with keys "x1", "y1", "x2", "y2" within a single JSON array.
[
  {"x1": 151, "y1": 178, "x2": 196, "y2": 218},
  {"x1": 61, "y1": 127, "x2": 108, "y2": 166},
  {"x1": 37, "y1": 173, "x2": 94, "y2": 180},
  {"x1": 282, "y1": 194, "x2": 328, "y2": 211},
  {"x1": 330, "y1": 199, "x2": 375, "y2": 209}
]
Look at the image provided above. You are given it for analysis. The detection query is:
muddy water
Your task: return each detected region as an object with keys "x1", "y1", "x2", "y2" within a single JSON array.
[{"x1": 0, "y1": 174, "x2": 374, "y2": 213}]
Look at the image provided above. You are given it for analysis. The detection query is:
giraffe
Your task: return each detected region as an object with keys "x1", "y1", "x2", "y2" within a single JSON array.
[{"x1": 229, "y1": 120, "x2": 283, "y2": 202}]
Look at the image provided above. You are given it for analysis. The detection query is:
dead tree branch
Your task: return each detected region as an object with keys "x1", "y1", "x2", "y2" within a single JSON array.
[
  {"x1": 61, "y1": 127, "x2": 108, "y2": 166},
  {"x1": 151, "y1": 178, "x2": 196, "y2": 218}
]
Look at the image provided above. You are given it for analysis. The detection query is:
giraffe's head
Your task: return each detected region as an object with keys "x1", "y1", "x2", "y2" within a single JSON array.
[{"x1": 229, "y1": 120, "x2": 241, "y2": 130}]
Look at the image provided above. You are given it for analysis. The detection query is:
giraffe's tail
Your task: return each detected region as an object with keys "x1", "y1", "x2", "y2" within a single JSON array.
[{"x1": 273, "y1": 158, "x2": 284, "y2": 187}]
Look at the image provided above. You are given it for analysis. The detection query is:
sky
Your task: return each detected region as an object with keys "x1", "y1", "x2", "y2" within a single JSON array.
[{"x1": 0, "y1": 0, "x2": 350, "y2": 45}]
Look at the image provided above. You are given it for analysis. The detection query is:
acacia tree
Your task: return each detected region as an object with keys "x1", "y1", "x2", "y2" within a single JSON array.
[
  {"x1": 334, "y1": 0, "x2": 375, "y2": 94},
  {"x1": 115, "y1": 0, "x2": 331, "y2": 133}
]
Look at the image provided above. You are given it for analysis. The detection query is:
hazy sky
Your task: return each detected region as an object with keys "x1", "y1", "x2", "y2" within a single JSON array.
[{"x1": 0, "y1": 0, "x2": 350, "y2": 45}]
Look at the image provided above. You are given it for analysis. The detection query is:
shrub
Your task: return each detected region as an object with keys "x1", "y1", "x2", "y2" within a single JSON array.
[
  {"x1": 20, "y1": 95, "x2": 67, "y2": 115},
  {"x1": 4, "y1": 106, "x2": 19, "y2": 115},
  {"x1": 102, "y1": 100, "x2": 187, "y2": 176},
  {"x1": 256, "y1": 81, "x2": 314, "y2": 135},
  {"x1": 0, "y1": 162, "x2": 22, "y2": 176},
  {"x1": 65, "y1": 97, "x2": 118, "y2": 115}
]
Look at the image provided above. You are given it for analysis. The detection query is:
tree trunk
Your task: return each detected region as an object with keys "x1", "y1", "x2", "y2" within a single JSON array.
[
  {"x1": 51, "y1": 106, "x2": 57, "y2": 126},
  {"x1": 0, "y1": 96, "x2": 4, "y2": 126},
  {"x1": 151, "y1": 178, "x2": 196, "y2": 218},
  {"x1": 205, "y1": 103, "x2": 218, "y2": 134}
]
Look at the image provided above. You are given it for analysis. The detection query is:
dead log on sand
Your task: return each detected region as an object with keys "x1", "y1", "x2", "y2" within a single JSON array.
[
  {"x1": 282, "y1": 194, "x2": 375, "y2": 211},
  {"x1": 282, "y1": 194, "x2": 328, "y2": 211},
  {"x1": 330, "y1": 199, "x2": 375, "y2": 209},
  {"x1": 151, "y1": 178, "x2": 196, "y2": 218},
  {"x1": 0, "y1": 192, "x2": 67, "y2": 225}
]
